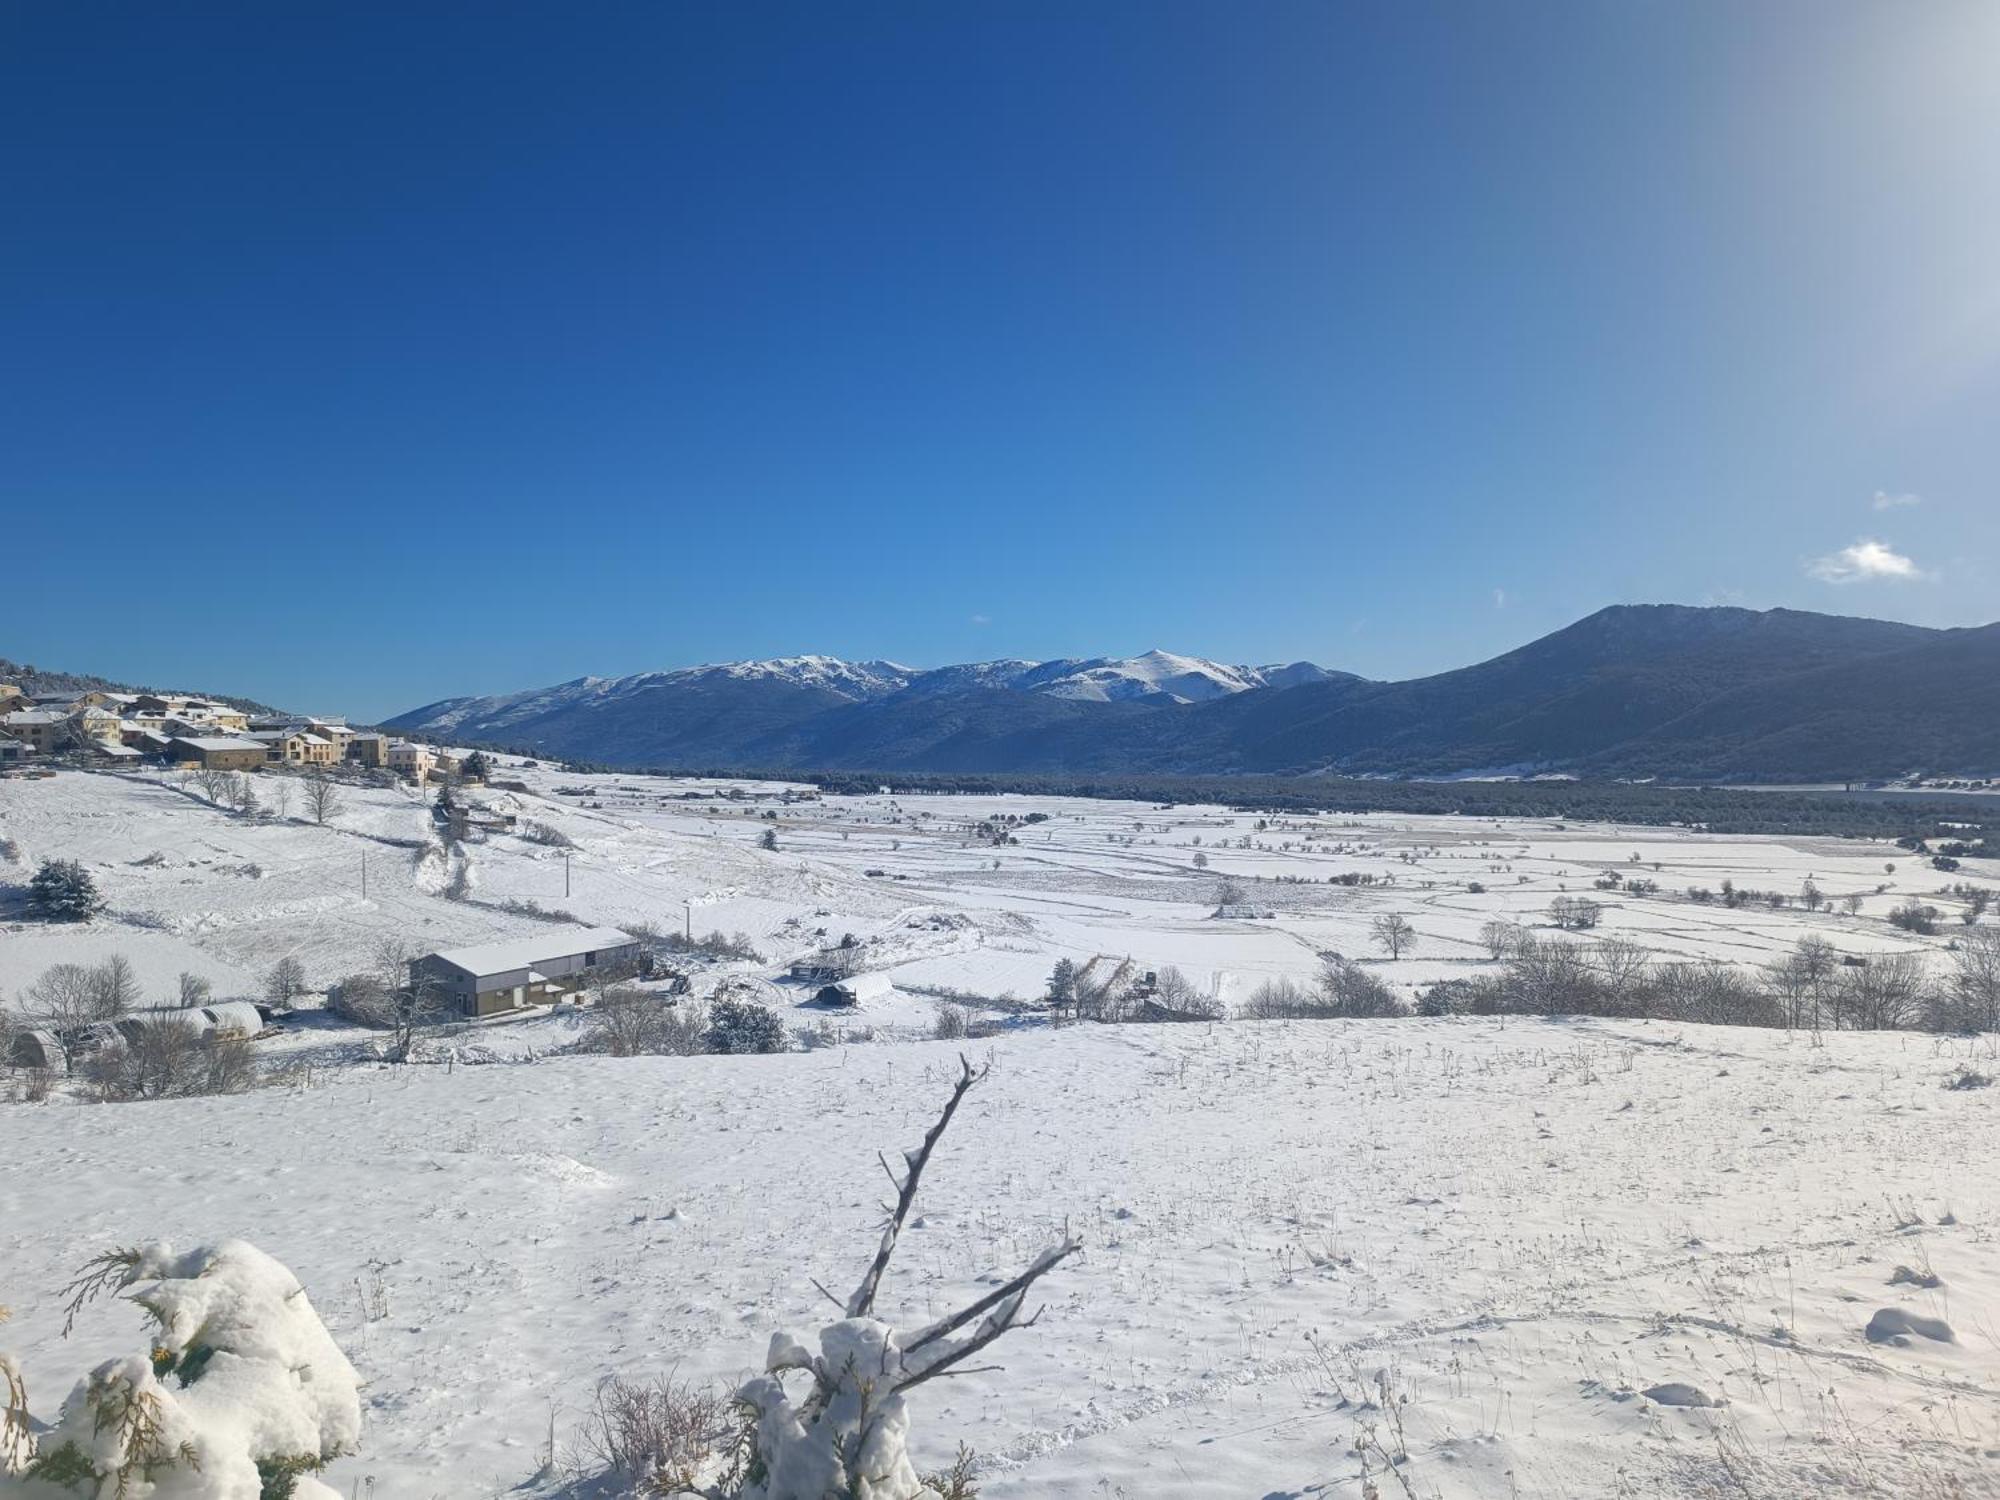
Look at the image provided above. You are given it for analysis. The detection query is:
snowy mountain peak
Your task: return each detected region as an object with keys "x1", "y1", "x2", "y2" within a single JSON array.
[
  {"x1": 1035, "y1": 650, "x2": 1323, "y2": 704},
  {"x1": 385, "y1": 650, "x2": 1347, "y2": 739},
  {"x1": 695, "y1": 656, "x2": 915, "y2": 699}
]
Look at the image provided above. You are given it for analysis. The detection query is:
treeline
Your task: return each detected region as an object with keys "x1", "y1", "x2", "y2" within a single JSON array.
[
  {"x1": 1419, "y1": 927, "x2": 2000, "y2": 1036},
  {"x1": 726, "y1": 769, "x2": 1992, "y2": 843}
]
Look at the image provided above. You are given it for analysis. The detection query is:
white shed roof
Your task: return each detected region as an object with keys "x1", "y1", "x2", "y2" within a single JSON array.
[
  {"x1": 425, "y1": 926, "x2": 637, "y2": 978},
  {"x1": 202, "y1": 1002, "x2": 265, "y2": 1034},
  {"x1": 174, "y1": 736, "x2": 267, "y2": 752},
  {"x1": 828, "y1": 971, "x2": 896, "y2": 1003},
  {"x1": 119, "y1": 1007, "x2": 215, "y2": 1035}
]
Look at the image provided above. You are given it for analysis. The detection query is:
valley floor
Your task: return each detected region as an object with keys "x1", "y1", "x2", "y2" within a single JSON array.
[{"x1": 4, "y1": 764, "x2": 1999, "y2": 1496}]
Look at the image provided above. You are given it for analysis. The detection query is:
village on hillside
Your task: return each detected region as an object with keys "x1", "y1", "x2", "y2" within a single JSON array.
[{"x1": 0, "y1": 679, "x2": 457, "y2": 780}]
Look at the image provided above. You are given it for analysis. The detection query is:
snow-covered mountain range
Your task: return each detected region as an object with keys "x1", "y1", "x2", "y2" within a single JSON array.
[
  {"x1": 398, "y1": 650, "x2": 1345, "y2": 735},
  {"x1": 381, "y1": 607, "x2": 2000, "y2": 781}
]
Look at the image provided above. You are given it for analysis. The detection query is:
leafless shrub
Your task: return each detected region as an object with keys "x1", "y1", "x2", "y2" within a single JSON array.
[
  {"x1": 1152, "y1": 965, "x2": 1224, "y2": 1020},
  {"x1": 86, "y1": 1028, "x2": 256, "y2": 1102},
  {"x1": 1653, "y1": 960, "x2": 1784, "y2": 1027},
  {"x1": 569, "y1": 1372, "x2": 730, "y2": 1495},
  {"x1": 520, "y1": 820, "x2": 577, "y2": 849},
  {"x1": 329, "y1": 960, "x2": 450, "y2": 1060},
  {"x1": 576, "y1": 989, "x2": 708, "y2": 1058},
  {"x1": 933, "y1": 1001, "x2": 971, "y2": 1040},
  {"x1": 1831, "y1": 952, "x2": 1931, "y2": 1030},
  {"x1": 494, "y1": 896, "x2": 581, "y2": 924},
  {"x1": 1238, "y1": 976, "x2": 1325, "y2": 1020},
  {"x1": 1889, "y1": 898, "x2": 1941, "y2": 935},
  {"x1": 1317, "y1": 956, "x2": 1407, "y2": 1017},
  {"x1": 655, "y1": 929, "x2": 762, "y2": 963}
]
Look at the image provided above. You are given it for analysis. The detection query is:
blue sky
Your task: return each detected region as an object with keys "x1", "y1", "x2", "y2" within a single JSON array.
[{"x1": 3, "y1": 2, "x2": 1996, "y2": 721}]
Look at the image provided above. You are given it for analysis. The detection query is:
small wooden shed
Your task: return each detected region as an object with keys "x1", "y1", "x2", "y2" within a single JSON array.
[{"x1": 813, "y1": 971, "x2": 895, "y2": 1008}]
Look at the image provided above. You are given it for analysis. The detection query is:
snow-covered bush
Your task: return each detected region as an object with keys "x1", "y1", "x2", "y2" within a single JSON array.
[
  {"x1": 704, "y1": 999, "x2": 788, "y2": 1056},
  {"x1": 683, "y1": 1057, "x2": 1078, "y2": 1499},
  {"x1": 0, "y1": 1239, "x2": 360, "y2": 1498}
]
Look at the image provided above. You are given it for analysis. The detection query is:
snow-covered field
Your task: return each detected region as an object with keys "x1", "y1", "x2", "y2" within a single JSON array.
[
  {"x1": 4, "y1": 763, "x2": 1999, "y2": 1496},
  {"x1": 4, "y1": 762, "x2": 1988, "y2": 1019},
  {"x1": 6, "y1": 1022, "x2": 1999, "y2": 1497}
]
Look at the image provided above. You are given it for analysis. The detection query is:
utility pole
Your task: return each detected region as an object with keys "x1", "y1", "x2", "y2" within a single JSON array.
[
  {"x1": 564, "y1": 853, "x2": 571, "y2": 898},
  {"x1": 361, "y1": 853, "x2": 367, "y2": 899},
  {"x1": 684, "y1": 898, "x2": 692, "y2": 942}
]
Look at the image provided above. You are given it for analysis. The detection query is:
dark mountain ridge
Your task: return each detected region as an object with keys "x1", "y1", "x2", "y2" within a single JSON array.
[{"x1": 383, "y1": 606, "x2": 2000, "y2": 781}]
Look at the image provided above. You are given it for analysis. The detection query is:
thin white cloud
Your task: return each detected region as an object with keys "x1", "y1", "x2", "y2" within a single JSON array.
[
  {"x1": 1871, "y1": 490, "x2": 1922, "y2": 511},
  {"x1": 968, "y1": 612, "x2": 991, "y2": 626},
  {"x1": 1492, "y1": 588, "x2": 1508, "y2": 609},
  {"x1": 1805, "y1": 538, "x2": 1929, "y2": 584}
]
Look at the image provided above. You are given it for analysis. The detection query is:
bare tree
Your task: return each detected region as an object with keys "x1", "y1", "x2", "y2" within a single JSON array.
[
  {"x1": 265, "y1": 777, "x2": 293, "y2": 820},
  {"x1": 1777, "y1": 935, "x2": 1837, "y2": 1031},
  {"x1": 692, "y1": 1058, "x2": 1077, "y2": 1497},
  {"x1": 24, "y1": 958, "x2": 135, "y2": 1035},
  {"x1": 1834, "y1": 952, "x2": 1930, "y2": 1031},
  {"x1": 1370, "y1": 912, "x2": 1416, "y2": 960},
  {"x1": 330, "y1": 965, "x2": 448, "y2": 1061},
  {"x1": 227, "y1": 773, "x2": 260, "y2": 816},
  {"x1": 1479, "y1": 919, "x2": 1524, "y2": 961},
  {"x1": 1152, "y1": 965, "x2": 1222, "y2": 1019},
  {"x1": 91, "y1": 954, "x2": 140, "y2": 1015},
  {"x1": 372, "y1": 936, "x2": 415, "y2": 994},
  {"x1": 265, "y1": 956, "x2": 308, "y2": 1010},
  {"x1": 1937, "y1": 927, "x2": 2000, "y2": 1033},
  {"x1": 1549, "y1": 896, "x2": 1604, "y2": 931},
  {"x1": 177, "y1": 971, "x2": 212, "y2": 1008},
  {"x1": 301, "y1": 767, "x2": 342, "y2": 825},
  {"x1": 189, "y1": 765, "x2": 234, "y2": 805}
]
